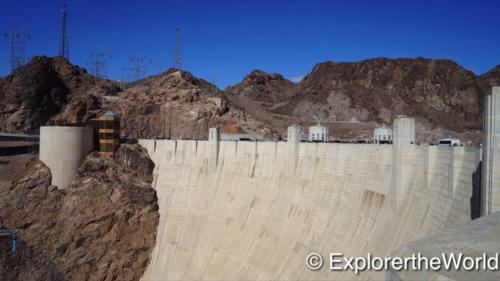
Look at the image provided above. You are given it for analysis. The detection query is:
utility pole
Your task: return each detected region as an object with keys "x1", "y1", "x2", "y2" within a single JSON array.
[
  {"x1": 59, "y1": 4, "x2": 69, "y2": 59},
  {"x1": 127, "y1": 55, "x2": 151, "y2": 82},
  {"x1": 209, "y1": 76, "x2": 220, "y2": 86},
  {"x1": 4, "y1": 28, "x2": 30, "y2": 72},
  {"x1": 173, "y1": 28, "x2": 182, "y2": 69},
  {"x1": 88, "y1": 50, "x2": 111, "y2": 79}
]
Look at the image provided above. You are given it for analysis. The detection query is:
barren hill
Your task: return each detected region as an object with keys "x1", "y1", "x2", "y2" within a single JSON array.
[
  {"x1": 479, "y1": 64, "x2": 500, "y2": 90},
  {"x1": 225, "y1": 70, "x2": 297, "y2": 103},
  {"x1": 0, "y1": 58, "x2": 274, "y2": 140},
  {"x1": 1, "y1": 56, "x2": 500, "y2": 143},
  {"x1": 112, "y1": 69, "x2": 275, "y2": 140},
  {"x1": 0, "y1": 56, "x2": 120, "y2": 134},
  {"x1": 228, "y1": 58, "x2": 500, "y2": 143}
]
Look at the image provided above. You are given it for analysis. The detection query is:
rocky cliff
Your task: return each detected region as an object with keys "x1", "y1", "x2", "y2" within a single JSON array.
[
  {"x1": 0, "y1": 56, "x2": 119, "y2": 134},
  {"x1": 479, "y1": 64, "x2": 500, "y2": 91},
  {"x1": 0, "y1": 145, "x2": 158, "y2": 281},
  {"x1": 229, "y1": 58, "x2": 500, "y2": 143},
  {"x1": 112, "y1": 69, "x2": 274, "y2": 140},
  {"x1": 1, "y1": 56, "x2": 500, "y2": 143},
  {"x1": 225, "y1": 70, "x2": 296, "y2": 103}
]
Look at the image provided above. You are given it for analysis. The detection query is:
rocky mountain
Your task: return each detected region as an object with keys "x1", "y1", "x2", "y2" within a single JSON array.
[
  {"x1": 0, "y1": 56, "x2": 120, "y2": 134},
  {"x1": 225, "y1": 70, "x2": 296, "y2": 103},
  {"x1": 0, "y1": 144, "x2": 158, "y2": 281},
  {"x1": 479, "y1": 64, "x2": 500, "y2": 90},
  {"x1": 112, "y1": 69, "x2": 274, "y2": 140},
  {"x1": 0, "y1": 57, "x2": 275, "y2": 140},
  {"x1": 229, "y1": 58, "x2": 500, "y2": 143},
  {"x1": 1, "y1": 56, "x2": 500, "y2": 143}
]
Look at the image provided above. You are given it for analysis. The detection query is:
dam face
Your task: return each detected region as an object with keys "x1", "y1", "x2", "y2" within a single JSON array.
[{"x1": 138, "y1": 139, "x2": 480, "y2": 281}]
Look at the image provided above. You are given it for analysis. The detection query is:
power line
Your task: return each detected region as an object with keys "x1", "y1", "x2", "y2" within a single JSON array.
[
  {"x1": 4, "y1": 28, "x2": 30, "y2": 72},
  {"x1": 209, "y1": 76, "x2": 220, "y2": 86},
  {"x1": 58, "y1": 4, "x2": 69, "y2": 59}
]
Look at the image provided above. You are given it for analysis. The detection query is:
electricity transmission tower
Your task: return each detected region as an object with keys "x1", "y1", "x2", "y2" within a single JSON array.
[
  {"x1": 88, "y1": 50, "x2": 111, "y2": 79},
  {"x1": 209, "y1": 76, "x2": 220, "y2": 86},
  {"x1": 173, "y1": 28, "x2": 182, "y2": 69},
  {"x1": 59, "y1": 4, "x2": 69, "y2": 59},
  {"x1": 127, "y1": 56, "x2": 151, "y2": 82},
  {"x1": 4, "y1": 28, "x2": 30, "y2": 72}
]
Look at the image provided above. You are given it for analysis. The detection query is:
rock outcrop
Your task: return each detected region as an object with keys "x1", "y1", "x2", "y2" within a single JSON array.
[
  {"x1": 1, "y1": 56, "x2": 500, "y2": 143},
  {"x1": 115, "y1": 143, "x2": 155, "y2": 183},
  {"x1": 225, "y1": 70, "x2": 297, "y2": 103},
  {"x1": 0, "y1": 56, "x2": 120, "y2": 134},
  {"x1": 0, "y1": 147, "x2": 159, "y2": 281},
  {"x1": 479, "y1": 64, "x2": 500, "y2": 91},
  {"x1": 112, "y1": 69, "x2": 275, "y2": 140},
  {"x1": 229, "y1": 58, "x2": 500, "y2": 143}
]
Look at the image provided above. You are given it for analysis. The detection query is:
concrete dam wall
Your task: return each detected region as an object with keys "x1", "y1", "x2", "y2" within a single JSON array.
[{"x1": 138, "y1": 138, "x2": 480, "y2": 281}]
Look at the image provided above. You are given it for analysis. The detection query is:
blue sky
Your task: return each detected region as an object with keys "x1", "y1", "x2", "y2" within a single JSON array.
[{"x1": 1, "y1": 0, "x2": 500, "y2": 88}]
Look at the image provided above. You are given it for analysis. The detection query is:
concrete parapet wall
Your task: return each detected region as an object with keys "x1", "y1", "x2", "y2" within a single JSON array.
[
  {"x1": 39, "y1": 126, "x2": 94, "y2": 189},
  {"x1": 139, "y1": 139, "x2": 480, "y2": 280}
]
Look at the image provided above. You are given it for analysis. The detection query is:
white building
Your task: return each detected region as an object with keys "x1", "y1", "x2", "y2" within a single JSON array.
[
  {"x1": 374, "y1": 127, "x2": 393, "y2": 143},
  {"x1": 309, "y1": 123, "x2": 329, "y2": 142},
  {"x1": 438, "y1": 138, "x2": 461, "y2": 146}
]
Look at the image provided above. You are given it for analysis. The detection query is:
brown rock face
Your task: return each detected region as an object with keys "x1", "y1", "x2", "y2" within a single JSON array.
[
  {"x1": 0, "y1": 148, "x2": 159, "y2": 281},
  {"x1": 0, "y1": 57, "x2": 275, "y2": 140},
  {"x1": 113, "y1": 69, "x2": 275, "y2": 140},
  {"x1": 225, "y1": 70, "x2": 297, "y2": 103},
  {"x1": 0, "y1": 56, "x2": 120, "y2": 134},
  {"x1": 479, "y1": 64, "x2": 500, "y2": 90},
  {"x1": 114, "y1": 143, "x2": 155, "y2": 183},
  {"x1": 228, "y1": 58, "x2": 500, "y2": 143},
  {"x1": 285, "y1": 58, "x2": 484, "y2": 143},
  {"x1": 292, "y1": 58, "x2": 481, "y2": 124},
  {"x1": 2, "y1": 56, "x2": 500, "y2": 143}
]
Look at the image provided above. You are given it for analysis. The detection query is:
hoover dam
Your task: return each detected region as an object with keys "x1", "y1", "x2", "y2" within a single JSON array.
[
  {"x1": 2, "y1": 2, "x2": 500, "y2": 280},
  {"x1": 137, "y1": 121, "x2": 483, "y2": 280},
  {"x1": 25, "y1": 88, "x2": 498, "y2": 280}
]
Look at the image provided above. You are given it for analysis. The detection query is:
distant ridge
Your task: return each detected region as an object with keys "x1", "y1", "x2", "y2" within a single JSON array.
[{"x1": 1, "y1": 56, "x2": 500, "y2": 143}]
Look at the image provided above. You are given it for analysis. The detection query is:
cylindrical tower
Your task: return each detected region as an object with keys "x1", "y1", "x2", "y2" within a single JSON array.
[{"x1": 39, "y1": 126, "x2": 94, "y2": 189}]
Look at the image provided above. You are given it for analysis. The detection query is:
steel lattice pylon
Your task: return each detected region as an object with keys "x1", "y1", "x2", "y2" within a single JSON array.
[
  {"x1": 59, "y1": 4, "x2": 69, "y2": 59},
  {"x1": 4, "y1": 28, "x2": 30, "y2": 72}
]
